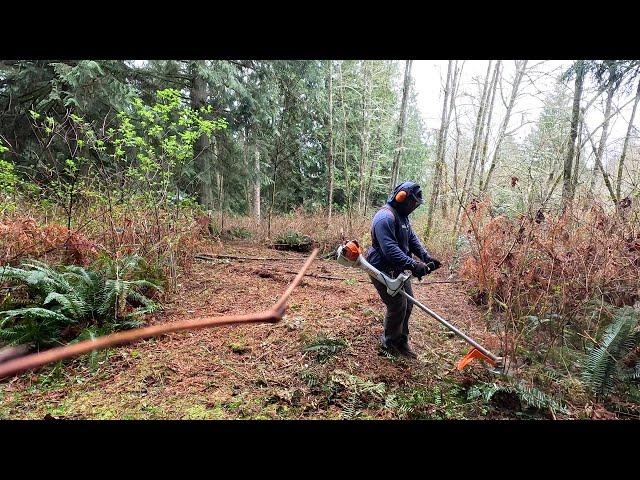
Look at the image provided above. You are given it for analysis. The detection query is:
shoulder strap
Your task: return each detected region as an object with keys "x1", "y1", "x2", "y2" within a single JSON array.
[{"x1": 371, "y1": 205, "x2": 402, "y2": 248}]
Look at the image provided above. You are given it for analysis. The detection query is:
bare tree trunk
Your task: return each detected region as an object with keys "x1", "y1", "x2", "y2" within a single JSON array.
[
  {"x1": 190, "y1": 60, "x2": 214, "y2": 210},
  {"x1": 592, "y1": 84, "x2": 618, "y2": 203},
  {"x1": 252, "y1": 143, "x2": 261, "y2": 221},
  {"x1": 572, "y1": 119, "x2": 584, "y2": 197},
  {"x1": 616, "y1": 77, "x2": 640, "y2": 202},
  {"x1": 451, "y1": 98, "x2": 461, "y2": 213},
  {"x1": 364, "y1": 132, "x2": 380, "y2": 217},
  {"x1": 440, "y1": 162, "x2": 449, "y2": 217},
  {"x1": 426, "y1": 60, "x2": 454, "y2": 238},
  {"x1": 213, "y1": 138, "x2": 221, "y2": 210},
  {"x1": 358, "y1": 61, "x2": 371, "y2": 215},
  {"x1": 338, "y1": 61, "x2": 352, "y2": 232},
  {"x1": 468, "y1": 62, "x2": 496, "y2": 194},
  {"x1": 478, "y1": 61, "x2": 501, "y2": 193},
  {"x1": 562, "y1": 60, "x2": 585, "y2": 207},
  {"x1": 441, "y1": 61, "x2": 464, "y2": 216},
  {"x1": 327, "y1": 60, "x2": 335, "y2": 220},
  {"x1": 390, "y1": 60, "x2": 412, "y2": 189},
  {"x1": 481, "y1": 60, "x2": 528, "y2": 193},
  {"x1": 268, "y1": 160, "x2": 277, "y2": 239},
  {"x1": 219, "y1": 172, "x2": 225, "y2": 232},
  {"x1": 243, "y1": 127, "x2": 250, "y2": 214},
  {"x1": 454, "y1": 61, "x2": 493, "y2": 233}
]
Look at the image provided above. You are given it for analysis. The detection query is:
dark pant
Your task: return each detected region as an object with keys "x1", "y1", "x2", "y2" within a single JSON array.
[{"x1": 371, "y1": 275, "x2": 413, "y2": 347}]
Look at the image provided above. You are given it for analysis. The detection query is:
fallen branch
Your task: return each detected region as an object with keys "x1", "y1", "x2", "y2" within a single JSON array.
[
  {"x1": 0, "y1": 249, "x2": 320, "y2": 380},
  {"x1": 280, "y1": 270, "x2": 368, "y2": 282},
  {"x1": 195, "y1": 254, "x2": 466, "y2": 284},
  {"x1": 195, "y1": 253, "x2": 308, "y2": 262}
]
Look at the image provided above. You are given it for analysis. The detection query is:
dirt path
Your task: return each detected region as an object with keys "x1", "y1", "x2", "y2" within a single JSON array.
[{"x1": 0, "y1": 242, "x2": 508, "y2": 420}]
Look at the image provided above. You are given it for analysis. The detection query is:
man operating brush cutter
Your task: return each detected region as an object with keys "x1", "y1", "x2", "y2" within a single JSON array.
[
  {"x1": 364, "y1": 181, "x2": 442, "y2": 359},
  {"x1": 337, "y1": 182, "x2": 505, "y2": 372}
]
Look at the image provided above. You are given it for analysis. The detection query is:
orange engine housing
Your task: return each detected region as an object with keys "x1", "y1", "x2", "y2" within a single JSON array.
[{"x1": 344, "y1": 240, "x2": 361, "y2": 262}]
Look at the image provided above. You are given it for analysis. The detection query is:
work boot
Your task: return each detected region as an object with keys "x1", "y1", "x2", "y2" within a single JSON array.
[{"x1": 396, "y1": 342, "x2": 418, "y2": 359}]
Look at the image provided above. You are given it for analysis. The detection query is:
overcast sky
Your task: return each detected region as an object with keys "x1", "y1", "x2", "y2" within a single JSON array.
[{"x1": 411, "y1": 60, "x2": 638, "y2": 165}]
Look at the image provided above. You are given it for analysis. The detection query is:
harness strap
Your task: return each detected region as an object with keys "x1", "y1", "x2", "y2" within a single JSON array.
[{"x1": 371, "y1": 205, "x2": 401, "y2": 250}]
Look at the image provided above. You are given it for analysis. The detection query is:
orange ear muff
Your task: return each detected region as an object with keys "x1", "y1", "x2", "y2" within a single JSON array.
[{"x1": 395, "y1": 190, "x2": 408, "y2": 202}]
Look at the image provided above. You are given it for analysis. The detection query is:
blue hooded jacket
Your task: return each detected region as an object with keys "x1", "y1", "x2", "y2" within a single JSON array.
[{"x1": 365, "y1": 181, "x2": 432, "y2": 276}]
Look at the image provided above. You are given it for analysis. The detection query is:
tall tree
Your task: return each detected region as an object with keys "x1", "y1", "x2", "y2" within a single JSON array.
[
  {"x1": 358, "y1": 61, "x2": 372, "y2": 215},
  {"x1": 326, "y1": 60, "x2": 335, "y2": 220},
  {"x1": 189, "y1": 60, "x2": 214, "y2": 210},
  {"x1": 338, "y1": 61, "x2": 352, "y2": 230},
  {"x1": 253, "y1": 137, "x2": 261, "y2": 220},
  {"x1": 440, "y1": 61, "x2": 464, "y2": 216},
  {"x1": 478, "y1": 61, "x2": 501, "y2": 192},
  {"x1": 425, "y1": 60, "x2": 454, "y2": 238},
  {"x1": 591, "y1": 80, "x2": 617, "y2": 203},
  {"x1": 481, "y1": 60, "x2": 528, "y2": 192},
  {"x1": 454, "y1": 61, "x2": 493, "y2": 233},
  {"x1": 572, "y1": 118, "x2": 584, "y2": 195},
  {"x1": 562, "y1": 60, "x2": 585, "y2": 206},
  {"x1": 389, "y1": 60, "x2": 412, "y2": 189},
  {"x1": 616, "y1": 76, "x2": 640, "y2": 202}
]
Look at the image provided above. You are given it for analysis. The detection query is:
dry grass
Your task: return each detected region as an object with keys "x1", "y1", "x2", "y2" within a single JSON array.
[
  {"x1": 457, "y1": 199, "x2": 640, "y2": 362},
  {"x1": 217, "y1": 206, "x2": 457, "y2": 261}
]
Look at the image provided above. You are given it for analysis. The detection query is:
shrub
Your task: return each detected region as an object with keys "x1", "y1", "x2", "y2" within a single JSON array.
[
  {"x1": 0, "y1": 216, "x2": 98, "y2": 266},
  {"x1": 457, "y1": 200, "x2": 640, "y2": 361},
  {"x1": 582, "y1": 306, "x2": 640, "y2": 398},
  {"x1": 0, "y1": 256, "x2": 162, "y2": 349},
  {"x1": 275, "y1": 230, "x2": 310, "y2": 246},
  {"x1": 227, "y1": 226, "x2": 252, "y2": 239}
]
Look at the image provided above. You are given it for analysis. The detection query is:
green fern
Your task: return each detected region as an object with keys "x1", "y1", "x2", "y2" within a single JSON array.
[
  {"x1": 98, "y1": 255, "x2": 162, "y2": 319},
  {"x1": 43, "y1": 291, "x2": 87, "y2": 318},
  {"x1": 0, "y1": 257, "x2": 163, "y2": 349},
  {"x1": 384, "y1": 394, "x2": 399, "y2": 409},
  {"x1": 340, "y1": 393, "x2": 360, "y2": 420},
  {"x1": 514, "y1": 384, "x2": 565, "y2": 412},
  {"x1": 468, "y1": 380, "x2": 568, "y2": 414},
  {"x1": 2, "y1": 261, "x2": 71, "y2": 296},
  {"x1": 0, "y1": 307, "x2": 72, "y2": 346},
  {"x1": 330, "y1": 370, "x2": 386, "y2": 418},
  {"x1": 303, "y1": 334, "x2": 347, "y2": 363},
  {"x1": 300, "y1": 369, "x2": 320, "y2": 388},
  {"x1": 384, "y1": 394, "x2": 413, "y2": 417},
  {"x1": 582, "y1": 306, "x2": 639, "y2": 397}
]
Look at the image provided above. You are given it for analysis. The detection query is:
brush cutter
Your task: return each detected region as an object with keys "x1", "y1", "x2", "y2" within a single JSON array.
[{"x1": 336, "y1": 240, "x2": 505, "y2": 373}]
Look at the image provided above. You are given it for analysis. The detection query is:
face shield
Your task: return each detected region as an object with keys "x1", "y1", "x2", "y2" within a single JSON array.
[{"x1": 396, "y1": 185, "x2": 423, "y2": 215}]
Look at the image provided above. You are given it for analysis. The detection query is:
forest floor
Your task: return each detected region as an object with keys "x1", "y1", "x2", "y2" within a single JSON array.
[{"x1": 0, "y1": 241, "x2": 613, "y2": 420}]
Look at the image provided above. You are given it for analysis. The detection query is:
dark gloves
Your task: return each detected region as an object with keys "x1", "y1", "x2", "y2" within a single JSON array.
[
  {"x1": 424, "y1": 257, "x2": 442, "y2": 272},
  {"x1": 410, "y1": 262, "x2": 428, "y2": 280},
  {"x1": 411, "y1": 257, "x2": 442, "y2": 280}
]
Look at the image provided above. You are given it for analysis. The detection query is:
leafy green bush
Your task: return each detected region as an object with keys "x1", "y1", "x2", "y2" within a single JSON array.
[
  {"x1": 0, "y1": 255, "x2": 162, "y2": 348},
  {"x1": 275, "y1": 231, "x2": 311, "y2": 246},
  {"x1": 227, "y1": 226, "x2": 252, "y2": 239}
]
